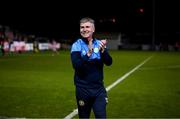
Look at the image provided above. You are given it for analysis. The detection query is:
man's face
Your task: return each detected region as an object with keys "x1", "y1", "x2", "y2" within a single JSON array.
[{"x1": 80, "y1": 22, "x2": 95, "y2": 39}]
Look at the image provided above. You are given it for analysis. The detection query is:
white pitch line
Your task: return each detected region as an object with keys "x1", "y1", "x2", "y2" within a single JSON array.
[
  {"x1": 64, "y1": 109, "x2": 78, "y2": 119},
  {"x1": 64, "y1": 56, "x2": 153, "y2": 119},
  {"x1": 106, "y1": 56, "x2": 152, "y2": 91}
]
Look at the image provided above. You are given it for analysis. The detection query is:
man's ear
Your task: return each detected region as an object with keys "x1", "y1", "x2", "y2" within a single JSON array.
[{"x1": 92, "y1": 25, "x2": 95, "y2": 32}]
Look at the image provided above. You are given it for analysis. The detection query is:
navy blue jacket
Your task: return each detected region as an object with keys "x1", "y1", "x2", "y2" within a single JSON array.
[{"x1": 71, "y1": 38, "x2": 112, "y2": 89}]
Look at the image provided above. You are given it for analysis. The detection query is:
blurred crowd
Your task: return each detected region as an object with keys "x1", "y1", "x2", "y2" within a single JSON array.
[{"x1": 0, "y1": 25, "x2": 61, "y2": 56}]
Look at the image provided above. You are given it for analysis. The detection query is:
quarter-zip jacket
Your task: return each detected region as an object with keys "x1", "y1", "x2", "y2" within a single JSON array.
[{"x1": 71, "y1": 38, "x2": 112, "y2": 89}]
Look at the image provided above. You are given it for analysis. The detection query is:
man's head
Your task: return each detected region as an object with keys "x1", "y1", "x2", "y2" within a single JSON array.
[{"x1": 80, "y1": 17, "x2": 95, "y2": 40}]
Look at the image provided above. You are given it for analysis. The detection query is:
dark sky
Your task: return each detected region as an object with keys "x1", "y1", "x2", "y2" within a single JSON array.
[{"x1": 1, "y1": 0, "x2": 180, "y2": 39}]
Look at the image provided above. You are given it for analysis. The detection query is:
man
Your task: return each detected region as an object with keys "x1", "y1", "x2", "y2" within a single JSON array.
[{"x1": 70, "y1": 17, "x2": 112, "y2": 118}]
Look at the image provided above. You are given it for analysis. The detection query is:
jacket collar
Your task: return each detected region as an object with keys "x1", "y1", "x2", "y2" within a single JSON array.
[{"x1": 82, "y1": 38, "x2": 95, "y2": 44}]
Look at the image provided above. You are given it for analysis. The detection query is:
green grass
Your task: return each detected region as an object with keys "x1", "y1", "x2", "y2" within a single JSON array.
[{"x1": 0, "y1": 50, "x2": 180, "y2": 118}]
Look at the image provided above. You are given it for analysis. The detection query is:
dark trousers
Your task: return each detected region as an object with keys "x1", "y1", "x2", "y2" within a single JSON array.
[{"x1": 76, "y1": 86, "x2": 107, "y2": 118}]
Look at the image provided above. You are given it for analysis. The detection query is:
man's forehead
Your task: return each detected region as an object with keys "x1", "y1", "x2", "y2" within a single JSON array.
[{"x1": 80, "y1": 22, "x2": 92, "y2": 26}]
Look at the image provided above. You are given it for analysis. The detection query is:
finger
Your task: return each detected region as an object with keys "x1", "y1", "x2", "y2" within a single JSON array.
[
  {"x1": 99, "y1": 43, "x2": 104, "y2": 48},
  {"x1": 99, "y1": 43, "x2": 103, "y2": 48},
  {"x1": 101, "y1": 40, "x2": 107, "y2": 45}
]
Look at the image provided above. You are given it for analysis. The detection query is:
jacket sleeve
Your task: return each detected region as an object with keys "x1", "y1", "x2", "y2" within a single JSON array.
[
  {"x1": 101, "y1": 49, "x2": 113, "y2": 66},
  {"x1": 71, "y1": 51, "x2": 89, "y2": 70}
]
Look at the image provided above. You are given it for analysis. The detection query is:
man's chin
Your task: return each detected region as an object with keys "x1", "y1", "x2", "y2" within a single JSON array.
[{"x1": 82, "y1": 36, "x2": 90, "y2": 39}]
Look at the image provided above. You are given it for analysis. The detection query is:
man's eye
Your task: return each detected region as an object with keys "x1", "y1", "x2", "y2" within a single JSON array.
[{"x1": 80, "y1": 26, "x2": 90, "y2": 29}]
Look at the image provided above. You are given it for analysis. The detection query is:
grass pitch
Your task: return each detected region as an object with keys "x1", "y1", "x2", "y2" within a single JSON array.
[{"x1": 0, "y1": 50, "x2": 180, "y2": 118}]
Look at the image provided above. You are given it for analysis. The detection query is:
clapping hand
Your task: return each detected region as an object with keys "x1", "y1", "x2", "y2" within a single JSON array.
[{"x1": 99, "y1": 39, "x2": 107, "y2": 53}]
